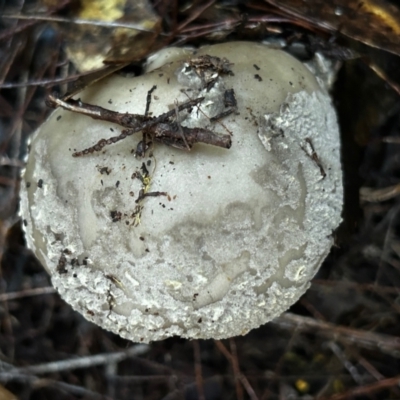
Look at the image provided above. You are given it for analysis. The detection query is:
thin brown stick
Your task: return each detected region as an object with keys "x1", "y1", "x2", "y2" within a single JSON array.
[
  {"x1": 109, "y1": 375, "x2": 172, "y2": 383},
  {"x1": 273, "y1": 313, "x2": 400, "y2": 356},
  {"x1": 214, "y1": 340, "x2": 231, "y2": 360},
  {"x1": 358, "y1": 356, "x2": 384, "y2": 381},
  {"x1": 177, "y1": 0, "x2": 218, "y2": 32},
  {"x1": 174, "y1": 100, "x2": 190, "y2": 150},
  {"x1": 0, "y1": 0, "x2": 70, "y2": 41},
  {"x1": 366, "y1": 61, "x2": 400, "y2": 96},
  {"x1": 0, "y1": 65, "x2": 125, "y2": 90},
  {"x1": 360, "y1": 183, "x2": 400, "y2": 202},
  {"x1": 47, "y1": 95, "x2": 204, "y2": 129},
  {"x1": 193, "y1": 341, "x2": 205, "y2": 400},
  {"x1": 229, "y1": 338, "x2": 244, "y2": 400},
  {"x1": 322, "y1": 375, "x2": 400, "y2": 400},
  {"x1": 0, "y1": 286, "x2": 56, "y2": 302},
  {"x1": 152, "y1": 123, "x2": 232, "y2": 150},
  {"x1": 47, "y1": 94, "x2": 231, "y2": 156},
  {"x1": 239, "y1": 376, "x2": 259, "y2": 400},
  {"x1": 215, "y1": 341, "x2": 259, "y2": 400}
]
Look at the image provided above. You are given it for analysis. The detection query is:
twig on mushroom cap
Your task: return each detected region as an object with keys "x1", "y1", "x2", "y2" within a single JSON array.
[{"x1": 46, "y1": 92, "x2": 232, "y2": 157}]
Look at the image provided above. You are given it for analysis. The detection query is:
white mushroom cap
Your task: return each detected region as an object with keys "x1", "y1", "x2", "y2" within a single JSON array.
[{"x1": 20, "y1": 42, "x2": 342, "y2": 342}]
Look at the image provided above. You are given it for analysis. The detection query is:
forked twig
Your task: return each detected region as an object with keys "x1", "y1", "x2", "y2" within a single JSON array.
[
  {"x1": 46, "y1": 93, "x2": 232, "y2": 157},
  {"x1": 215, "y1": 341, "x2": 259, "y2": 400}
]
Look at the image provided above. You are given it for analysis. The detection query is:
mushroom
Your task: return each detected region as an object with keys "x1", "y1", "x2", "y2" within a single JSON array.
[{"x1": 20, "y1": 42, "x2": 342, "y2": 342}]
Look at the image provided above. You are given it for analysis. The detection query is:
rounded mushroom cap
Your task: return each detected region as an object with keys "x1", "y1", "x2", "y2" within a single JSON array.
[{"x1": 20, "y1": 42, "x2": 342, "y2": 342}]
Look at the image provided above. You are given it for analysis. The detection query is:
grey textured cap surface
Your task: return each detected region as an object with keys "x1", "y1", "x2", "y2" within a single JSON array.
[{"x1": 20, "y1": 42, "x2": 343, "y2": 342}]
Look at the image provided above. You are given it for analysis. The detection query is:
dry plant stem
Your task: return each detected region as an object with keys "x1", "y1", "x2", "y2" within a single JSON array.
[
  {"x1": 0, "y1": 40, "x2": 22, "y2": 84},
  {"x1": 327, "y1": 342, "x2": 364, "y2": 384},
  {"x1": 215, "y1": 341, "x2": 259, "y2": 400},
  {"x1": 0, "y1": 216, "x2": 17, "y2": 360},
  {"x1": 0, "y1": 223, "x2": 13, "y2": 359},
  {"x1": 274, "y1": 313, "x2": 400, "y2": 356},
  {"x1": 193, "y1": 341, "x2": 205, "y2": 400},
  {"x1": 176, "y1": 16, "x2": 293, "y2": 39},
  {"x1": 1, "y1": 345, "x2": 149, "y2": 375},
  {"x1": 358, "y1": 356, "x2": 385, "y2": 381},
  {"x1": 46, "y1": 94, "x2": 232, "y2": 156},
  {"x1": 177, "y1": 0, "x2": 218, "y2": 32},
  {"x1": 366, "y1": 61, "x2": 400, "y2": 96},
  {"x1": 312, "y1": 279, "x2": 400, "y2": 295},
  {"x1": 360, "y1": 183, "x2": 400, "y2": 202},
  {"x1": 376, "y1": 205, "x2": 400, "y2": 288},
  {"x1": 300, "y1": 297, "x2": 327, "y2": 321},
  {"x1": 0, "y1": 64, "x2": 128, "y2": 91},
  {"x1": 0, "y1": 286, "x2": 56, "y2": 302},
  {"x1": 323, "y1": 375, "x2": 400, "y2": 400},
  {"x1": 229, "y1": 338, "x2": 244, "y2": 400},
  {"x1": 0, "y1": 374, "x2": 110, "y2": 400},
  {"x1": 175, "y1": 11, "x2": 295, "y2": 42},
  {"x1": 0, "y1": 0, "x2": 70, "y2": 42},
  {"x1": 174, "y1": 100, "x2": 190, "y2": 150},
  {"x1": 265, "y1": 319, "x2": 299, "y2": 397},
  {"x1": 110, "y1": 375, "x2": 171, "y2": 383},
  {"x1": 105, "y1": 361, "x2": 117, "y2": 399},
  {"x1": 2, "y1": 14, "x2": 160, "y2": 34}
]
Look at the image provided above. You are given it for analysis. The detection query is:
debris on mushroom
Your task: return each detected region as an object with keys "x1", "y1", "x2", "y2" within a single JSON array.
[{"x1": 20, "y1": 42, "x2": 343, "y2": 342}]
